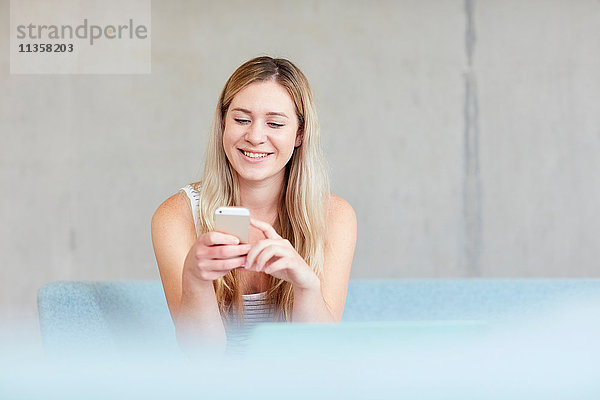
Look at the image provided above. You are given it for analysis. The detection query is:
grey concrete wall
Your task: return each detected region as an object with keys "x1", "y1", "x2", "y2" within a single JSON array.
[{"x1": 1, "y1": 0, "x2": 600, "y2": 322}]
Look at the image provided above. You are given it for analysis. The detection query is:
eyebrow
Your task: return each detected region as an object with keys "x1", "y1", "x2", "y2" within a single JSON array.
[{"x1": 231, "y1": 107, "x2": 289, "y2": 119}]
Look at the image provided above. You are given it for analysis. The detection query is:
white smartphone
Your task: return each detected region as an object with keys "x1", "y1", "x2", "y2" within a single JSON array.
[{"x1": 214, "y1": 207, "x2": 250, "y2": 243}]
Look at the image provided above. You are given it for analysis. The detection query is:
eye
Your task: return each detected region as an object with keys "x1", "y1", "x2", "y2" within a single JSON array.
[
  {"x1": 234, "y1": 118, "x2": 250, "y2": 124},
  {"x1": 267, "y1": 122, "x2": 284, "y2": 128}
]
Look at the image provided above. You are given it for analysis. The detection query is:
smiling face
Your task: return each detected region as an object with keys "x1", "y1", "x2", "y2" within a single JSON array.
[{"x1": 223, "y1": 79, "x2": 302, "y2": 186}]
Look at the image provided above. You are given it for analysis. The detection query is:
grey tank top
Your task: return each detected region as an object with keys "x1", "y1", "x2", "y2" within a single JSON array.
[{"x1": 179, "y1": 185, "x2": 277, "y2": 353}]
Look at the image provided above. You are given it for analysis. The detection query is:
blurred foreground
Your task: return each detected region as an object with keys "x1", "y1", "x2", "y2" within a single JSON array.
[{"x1": 1, "y1": 295, "x2": 599, "y2": 399}]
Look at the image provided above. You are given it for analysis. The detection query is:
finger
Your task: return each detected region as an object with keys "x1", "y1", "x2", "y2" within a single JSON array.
[
  {"x1": 245, "y1": 239, "x2": 278, "y2": 270},
  {"x1": 262, "y1": 258, "x2": 289, "y2": 275},
  {"x1": 253, "y1": 245, "x2": 284, "y2": 272},
  {"x1": 208, "y1": 255, "x2": 247, "y2": 271},
  {"x1": 208, "y1": 244, "x2": 251, "y2": 260},
  {"x1": 250, "y1": 218, "x2": 281, "y2": 240},
  {"x1": 198, "y1": 269, "x2": 236, "y2": 281},
  {"x1": 202, "y1": 231, "x2": 240, "y2": 246}
]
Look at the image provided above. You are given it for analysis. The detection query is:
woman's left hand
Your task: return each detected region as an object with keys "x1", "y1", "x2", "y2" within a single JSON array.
[{"x1": 245, "y1": 218, "x2": 320, "y2": 291}]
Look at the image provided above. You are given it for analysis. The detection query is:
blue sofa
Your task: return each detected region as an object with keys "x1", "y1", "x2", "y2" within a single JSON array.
[
  {"x1": 37, "y1": 278, "x2": 600, "y2": 354},
  {"x1": 27, "y1": 279, "x2": 600, "y2": 398}
]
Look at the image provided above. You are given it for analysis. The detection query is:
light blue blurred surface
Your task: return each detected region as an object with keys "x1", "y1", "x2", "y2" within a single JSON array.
[
  {"x1": 37, "y1": 280, "x2": 178, "y2": 357},
  {"x1": 6, "y1": 279, "x2": 597, "y2": 399},
  {"x1": 37, "y1": 279, "x2": 600, "y2": 351}
]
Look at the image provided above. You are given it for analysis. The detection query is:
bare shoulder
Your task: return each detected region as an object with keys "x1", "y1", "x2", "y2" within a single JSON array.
[
  {"x1": 151, "y1": 190, "x2": 197, "y2": 244},
  {"x1": 325, "y1": 193, "x2": 357, "y2": 249},
  {"x1": 326, "y1": 193, "x2": 357, "y2": 230},
  {"x1": 152, "y1": 191, "x2": 193, "y2": 228}
]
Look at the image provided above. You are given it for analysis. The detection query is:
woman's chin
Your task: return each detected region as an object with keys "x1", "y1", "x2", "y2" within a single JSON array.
[
  {"x1": 235, "y1": 169, "x2": 285, "y2": 185},
  {"x1": 237, "y1": 173, "x2": 271, "y2": 184}
]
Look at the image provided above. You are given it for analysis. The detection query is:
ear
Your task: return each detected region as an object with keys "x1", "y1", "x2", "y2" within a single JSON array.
[{"x1": 295, "y1": 127, "x2": 304, "y2": 148}]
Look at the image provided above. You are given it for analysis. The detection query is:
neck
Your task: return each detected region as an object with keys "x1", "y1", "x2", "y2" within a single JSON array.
[{"x1": 237, "y1": 174, "x2": 285, "y2": 223}]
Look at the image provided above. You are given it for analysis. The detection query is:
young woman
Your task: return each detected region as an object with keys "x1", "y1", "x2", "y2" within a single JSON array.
[{"x1": 151, "y1": 56, "x2": 357, "y2": 355}]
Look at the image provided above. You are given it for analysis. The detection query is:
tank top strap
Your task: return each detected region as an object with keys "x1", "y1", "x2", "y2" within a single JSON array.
[{"x1": 180, "y1": 184, "x2": 200, "y2": 237}]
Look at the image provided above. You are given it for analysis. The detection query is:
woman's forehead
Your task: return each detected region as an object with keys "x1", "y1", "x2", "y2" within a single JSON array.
[{"x1": 230, "y1": 80, "x2": 296, "y2": 115}]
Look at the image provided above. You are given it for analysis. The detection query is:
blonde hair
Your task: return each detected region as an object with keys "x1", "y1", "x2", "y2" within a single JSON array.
[{"x1": 192, "y1": 56, "x2": 329, "y2": 321}]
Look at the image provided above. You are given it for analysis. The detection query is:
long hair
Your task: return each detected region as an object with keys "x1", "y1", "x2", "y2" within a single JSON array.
[{"x1": 192, "y1": 56, "x2": 329, "y2": 321}]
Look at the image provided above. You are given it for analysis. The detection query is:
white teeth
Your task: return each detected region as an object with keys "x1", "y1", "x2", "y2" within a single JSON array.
[{"x1": 242, "y1": 150, "x2": 269, "y2": 159}]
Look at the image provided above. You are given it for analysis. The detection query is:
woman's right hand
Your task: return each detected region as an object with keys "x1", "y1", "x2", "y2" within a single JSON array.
[{"x1": 183, "y1": 232, "x2": 251, "y2": 282}]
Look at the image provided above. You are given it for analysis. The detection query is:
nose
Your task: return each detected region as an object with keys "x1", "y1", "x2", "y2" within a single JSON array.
[{"x1": 244, "y1": 122, "x2": 267, "y2": 145}]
